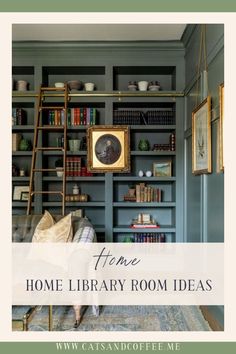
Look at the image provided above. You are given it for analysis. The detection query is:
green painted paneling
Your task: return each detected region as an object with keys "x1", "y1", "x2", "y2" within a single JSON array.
[
  {"x1": 185, "y1": 136, "x2": 201, "y2": 242},
  {"x1": 184, "y1": 24, "x2": 224, "y2": 244},
  {"x1": 207, "y1": 122, "x2": 224, "y2": 242},
  {"x1": 184, "y1": 24, "x2": 224, "y2": 326}
]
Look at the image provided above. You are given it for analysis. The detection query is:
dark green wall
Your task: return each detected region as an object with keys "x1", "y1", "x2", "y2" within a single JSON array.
[
  {"x1": 183, "y1": 24, "x2": 224, "y2": 243},
  {"x1": 183, "y1": 24, "x2": 224, "y2": 329}
]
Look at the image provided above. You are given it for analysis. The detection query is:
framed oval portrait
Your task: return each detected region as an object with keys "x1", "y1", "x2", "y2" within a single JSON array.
[{"x1": 87, "y1": 125, "x2": 130, "y2": 173}]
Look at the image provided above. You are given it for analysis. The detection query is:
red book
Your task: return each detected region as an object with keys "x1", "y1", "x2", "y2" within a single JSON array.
[{"x1": 131, "y1": 224, "x2": 160, "y2": 229}]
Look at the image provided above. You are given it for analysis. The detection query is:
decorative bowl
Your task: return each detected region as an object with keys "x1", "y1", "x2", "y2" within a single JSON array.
[
  {"x1": 128, "y1": 84, "x2": 137, "y2": 91},
  {"x1": 55, "y1": 82, "x2": 64, "y2": 88},
  {"x1": 67, "y1": 80, "x2": 83, "y2": 90},
  {"x1": 148, "y1": 85, "x2": 161, "y2": 91}
]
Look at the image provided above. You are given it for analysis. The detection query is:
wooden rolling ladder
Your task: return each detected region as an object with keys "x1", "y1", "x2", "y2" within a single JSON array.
[
  {"x1": 26, "y1": 85, "x2": 69, "y2": 331},
  {"x1": 27, "y1": 85, "x2": 69, "y2": 216}
]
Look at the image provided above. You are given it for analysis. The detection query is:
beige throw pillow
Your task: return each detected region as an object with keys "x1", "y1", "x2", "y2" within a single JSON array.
[{"x1": 32, "y1": 211, "x2": 73, "y2": 243}]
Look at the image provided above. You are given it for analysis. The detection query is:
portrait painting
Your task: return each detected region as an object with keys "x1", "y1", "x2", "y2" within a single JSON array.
[{"x1": 87, "y1": 126, "x2": 130, "y2": 172}]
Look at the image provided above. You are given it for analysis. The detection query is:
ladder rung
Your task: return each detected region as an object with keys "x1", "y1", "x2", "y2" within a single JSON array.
[
  {"x1": 37, "y1": 125, "x2": 65, "y2": 130},
  {"x1": 33, "y1": 168, "x2": 64, "y2": 172},
  {"x1": 40, "y1": 106, "x2": 65, "y2": 110},
  {"x1": 31, "y1": 191, "x2": 64, "y2": 195},
  {"x1": 35, "y1": 147, "x2": 64, "y2": 151},
  {"x1": 41, "y1": 87, "x2": 66, "y2": 91}
]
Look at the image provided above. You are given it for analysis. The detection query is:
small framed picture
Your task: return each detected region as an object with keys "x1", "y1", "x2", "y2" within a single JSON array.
[
  {"x1": 21, "y1": 191, "x2": 29, "y2": 201},
  {"x1": 192, "y1": 96, "x2": 212, "y2": 175},
  {"x1": 87, "y1": 125, "x2": 130, "y2": 173},
  {"x1": 153, "y1": 161, "x2": 172, "y2": 177},
  {"x1": 13, "y1": 186, "x2": 29, "y2": 201}
]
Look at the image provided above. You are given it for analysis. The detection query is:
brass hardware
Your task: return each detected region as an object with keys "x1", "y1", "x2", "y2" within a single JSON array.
[
  {"x1": 40, "y1": 106, "x2": 65, "y2": 110},
  {"x1": 13, "y1": 91, "x2": 185, "y2": 98},
  {"x1": 35, "y1": 147, "x2": 64, "y2": 151}
]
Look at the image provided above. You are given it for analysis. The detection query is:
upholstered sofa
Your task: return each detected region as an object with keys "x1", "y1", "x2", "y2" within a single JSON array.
[{"x1": 12, "y1": 213, "x2": 99, "y2": 330}]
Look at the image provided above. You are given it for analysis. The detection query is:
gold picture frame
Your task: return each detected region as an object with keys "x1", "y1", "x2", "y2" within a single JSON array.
[
  {"x1": 219, "y1": 83, "x2": 224, "y2": 172},
  {"x1": 153, "y1": 161, "x2": 172, "y2": 177},
  {"x1": 192, "y1": 96, "x2": 212, "y2": 175},
  {"x1": 87, "y1": 125, "x2": 130, "y2": 173}
]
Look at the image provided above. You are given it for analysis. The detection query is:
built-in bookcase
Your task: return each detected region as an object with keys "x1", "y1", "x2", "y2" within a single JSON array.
[{"x1": 12, "y1": 43, "x2": 185, "y2": 242}]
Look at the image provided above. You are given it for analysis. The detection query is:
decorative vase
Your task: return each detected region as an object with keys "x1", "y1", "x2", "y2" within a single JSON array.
[
  {"x1": 138, "y1": 139, "x2": 150, "y2": 151},
  {"x1": 145, "y1": 170, "x2": 152, "y2": 177},
  {"x1": 56, "y1": 168, "x2": 63, "y2": 178},
  {"x1": 19, "y1": 139, "x2": 31, "y2": 151},
  {"x1": 73, "y1": 184, "x2": 79, "y2": 195},
  {"x1": 138, "y1": 81, "x2": 148, "y2": 91},
  {"x1": 138, "y1": 170, "x2": 144, "y2": 177}
]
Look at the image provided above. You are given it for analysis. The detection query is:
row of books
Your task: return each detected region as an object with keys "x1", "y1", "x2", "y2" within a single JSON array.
[
  {"x1": 146, "y1": 110, "x2": 175, "y2": 125},
  {"x1": 132, "y1": 233, "x2": 166, "y2": 243},
  {"x1": 12, "y1": 108, "x2": 27, "y2": 125},
  {"x1": 113, "y1": 110, "x2": 143, "y2": 125},
  {"x1": 113, "y1": 110, "x2": 175, "y2": 125},
  {"x1": 47, "y1": 108, "x2": 97, "y2": 126},
  {"x1": 135, "y1": 183, "x2": 162, "y2": 203},
  {"x1": 65, "y1": 157, "x2": 93, "y2": 177}
]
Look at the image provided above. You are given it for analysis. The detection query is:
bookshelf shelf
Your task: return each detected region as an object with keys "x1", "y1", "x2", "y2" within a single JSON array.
[
  {"x1": 12, "y1": 125, "x2": 34, "y2": 131},
  {"x1": 113, "y1": 226, "x2": 176, "y2": 233},
  {"x1": 12, "y1": 177, "x2": 30, "y2": 182},
  {"x1": 43, "y1": 202, "x2": 105, "y2": 207},
  {"x1": 131, "y1": 151, "x2": 176, "y2": 156},
  {"x1": 113, "y1": 176, "x2": 176, "y2": 182},
  {"x1": 113, "y1": 202, "x2": 176, "y2": 207},
  {"x1": 130, "y1": 125, "x2": 176, "y2": 131},
  {"x1": 43, "y1": 176, "x2": 105, "y2": 181},
  {"x1": 42, "y1": 150, "x2": 87, "y2": 156},
  {"x1": 12, "y1": 151, "x2": 32, "y2": 156}
]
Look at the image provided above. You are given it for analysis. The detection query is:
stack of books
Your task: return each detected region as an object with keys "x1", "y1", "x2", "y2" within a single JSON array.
[{"x1": 131, "y1": 213, "x2": 159, "y2": 229}]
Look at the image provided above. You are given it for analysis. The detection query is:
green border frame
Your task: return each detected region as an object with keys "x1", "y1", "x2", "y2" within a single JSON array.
[
  {"x1": 2, "y1": 0, "x2": 234, "y2": 352},
  {"x1": 0, "y1": 342, "x2": 236, "y2": 353},
  {"x1": 0, "y1": 0, "x2": 236, "y2": 12}
]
